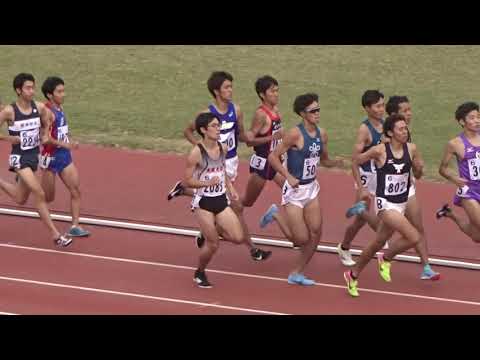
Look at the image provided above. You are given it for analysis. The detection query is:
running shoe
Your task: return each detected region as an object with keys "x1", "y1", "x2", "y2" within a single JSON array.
[
  {"x1": 167, "y1": 180, "x2": 184, "y2": 201},
  {"x1": 378, "y1": 253, "x2": 392, "y2": 282},
  {"x1": 54, "y1": 235, "x2": 73, "y2": 247},
  {"x1": 251, "y1": 248, "x2": 272, "y2": 261},
  {"x1": 344, "y1": 270, "x2": 359, "y2": 297},
  {"x1": 436, "y1": 204, "x2": 452, "y2": 219},
  {"x1": 345, "y1": 201, "x2": 367, "y2": 218},
  {"x1": 420, "y1": 266, "x2": 441, "y2": 281},
  {"x1": 193, "y1": 270, "x2": 212, "y2": 288},
  {"x1": 287, "y1": 273, "x2": 315, "y2": 286},
  {"x1": 195, "y1": 233, "x2": 205, "y2": 248},
  {"x1": 337, "y1": 243, "x2": 356, "y2": 266},
  {"x1": 68, "y1": 226, "x2": 90, "y2": 237},
  {"x1": 259, "y1": 204, "x2": 279, "y2": 228}
]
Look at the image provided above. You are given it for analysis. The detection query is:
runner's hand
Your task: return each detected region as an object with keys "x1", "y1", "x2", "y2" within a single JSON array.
[
  {"x1": 454, "y1": 177, "x2": 468, "y2": 189},
  {"x1": 229, "y1": 186, "x2": 239, "y2": 201},
  {"x1": 9, "y1": 136, "x2": 20, "y2": 145},
  {"x1": 287, "y1": 174, "x2": 299, "y2": 188},
  {"x1": 205, "y1": 176, "x2": 220, "y2": 187},
  {"x1": 272, "y1": 130, "x2": 283, "y2": 141},
  {"x1": 69, "y1": 141, "x2": 80, "y2": 150},
  {"x1": 356, "y1": 187, "x2": 372, "y2": 202}
]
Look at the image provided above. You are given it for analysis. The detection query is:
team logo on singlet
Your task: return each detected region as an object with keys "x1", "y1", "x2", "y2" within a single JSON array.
[
  {"x1": 393, "y1": 163, "x2": 405, "y2": 174},
  {"x1": 309, "y1": 143, "x2": 321, "y2": 158}
]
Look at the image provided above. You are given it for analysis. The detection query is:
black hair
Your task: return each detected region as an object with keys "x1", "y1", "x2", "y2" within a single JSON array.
[
  {"x1": 361, "y1": 89, "x2": 384, "y2": 108},
  {"x1": 293, "y1": 93, "x2": 319, "y2": 116},
  {"x1": 386, "y1": 95, "x2": 409, "y2": 115},
  {"x1": 13, "y1": 73, "x2": 35, "y2": 95},
  {"x1": 207, "y1": 71, "x2": 233, "y2": 99},
  {"x1": 383, "y1": 114, "x2": 407, "y2": 138},
  {"x1": 41, "y1": 76, "x2": 65, "y2": 100},
  {"x1": 455, "y1": 102, "x2": 479, "y2": 124},
  {"x1": 255, "y1": 75, "x2": 278, "y2": 100},
  {"x1": 195, "y1": 112, "x2": 219, "y2": 138}
]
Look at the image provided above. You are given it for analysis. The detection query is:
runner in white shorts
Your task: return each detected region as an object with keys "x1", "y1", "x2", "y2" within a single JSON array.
[
  {"x1": 344, "y1": 114, "x2": 425, "y2": 297},
  {"x1": 268, "y1": 93, "x2": 343, "y2": 286}
]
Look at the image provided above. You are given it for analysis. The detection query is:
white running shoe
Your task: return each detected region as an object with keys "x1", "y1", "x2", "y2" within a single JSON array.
[{"x1": 337, "y1": 243, "x2": 356, "y2": 266}]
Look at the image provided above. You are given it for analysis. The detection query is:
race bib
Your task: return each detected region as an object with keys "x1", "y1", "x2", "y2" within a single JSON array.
[
  {"x1": 456, "y1": 184, "x2": 470, "y2": 197},
  {"x1": 39, "y1": 155, "x2": 53, "y2": 169},
  {"x1": 270, "y1": 128, "x2": 282, "y2": 152},
  {"x1": 250, "y1": 154, "x2": 267, "y2": 170},
  {"x1": 220, "y1": 131, "x2": 236, "y2": 151},
  {"x1": 384, "y1": 174, "x2": 409, "y2": 196},
  {"x1": 8, "y1": 154, "x2": 21, "y2": 169},
  {"x1": 302, "y1": 157, "x2": 319, "y2": 180},
  {"x1": 57, "y1": 125, "x2": 70, "y2": 143},
  {"x1": 468, "y1": 158, "x2": 480, "y2": 181},
  {"x1": 202, "y1": 174, "x2": 225, "y2": 197},
  {"x1": 20, "y1": 128, "x2": 40, "y2": 150}
]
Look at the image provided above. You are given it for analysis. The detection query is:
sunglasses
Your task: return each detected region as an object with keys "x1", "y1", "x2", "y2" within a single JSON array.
[{"x1": 306, "y1": 107, "x2": 320, "y2": 114}]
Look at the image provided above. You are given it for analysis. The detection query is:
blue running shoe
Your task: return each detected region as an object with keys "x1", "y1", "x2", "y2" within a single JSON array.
[
  {"x1": 420, "y1": 267, "x2": 441, "y2": 281},
  {"x1": 68, "y1": 226, "x2": 90, "y2": 237},
  {"x1": 345, "y1": 201, "x2": 367, "y2": 218},
  {"x1": 287, "y1": 273, "x2": 315, "y2": 286},
  {"x1": 260, "y1": 204, "x2": 279, "y2": 228}
]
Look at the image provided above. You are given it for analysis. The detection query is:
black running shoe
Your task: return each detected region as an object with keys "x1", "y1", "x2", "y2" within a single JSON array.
[
  {"x1": 54, "y1": 235, "x2": 73, "y2": 247},
  {"x1": 167, "y1": 181, "x2": 184, "y2": 201},
  {"x1": 251, "y1": 248, "x2": 272, "y2": 261},
  {"x1": 436, "y1": 204, "x2": 452, "y2": 219},
  {"x1": 195, "y1": 233, "x2": 205, "y2": 248},
  {"x1": 193, "y1": 270, "x2": 212, "y2": 288}
]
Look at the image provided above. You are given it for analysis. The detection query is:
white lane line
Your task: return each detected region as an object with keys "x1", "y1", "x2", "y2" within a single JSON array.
[
  {"x1": 1, "y1": 243, "x2": 479, "y2": 307},
  {"x1": 0, "y1": 311, "x2": 18, "y2": 315},
  {"x1": 0, "y1": 275, "x2": 287, "y2": 315}
]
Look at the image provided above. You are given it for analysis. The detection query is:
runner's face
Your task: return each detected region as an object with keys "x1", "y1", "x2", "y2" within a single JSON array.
[
  {"x1": 217, "y1": 80, "x2": 233, "y2": 102},
  {"x1": 462, "y1": 110, "x2": 480, "y2": 132},
  {"x1": 397, "y1": 102, "x2": 412, "y2": 125},
  {"x1": 262, "y1": 85, "x2": 279, "y2": 106},
  {"x1": 303, "y1": 102, "x2": 320, "y2": 125},
  {"x1": 205, "y1": 118, "x2": 221, "y2": 140},
  {"x1": 51, "y1": 84, "x2": 65, "y2": 105},
  {"x1": 391, "y1": 120, "x2": 409, "y2": 144},
  {"x1": 365, "y1": 98, "x2": 385, "y2": 121},
  {"x1": 18, "y1": 81, "x2": 35, "y2": 101}
]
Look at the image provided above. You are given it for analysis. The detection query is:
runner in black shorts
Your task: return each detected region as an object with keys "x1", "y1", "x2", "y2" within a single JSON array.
[
  {"x1": 185, "y1": 112, "x2": 244, "y2": 288},
  {"x1": 0, "y1": 73, "x2": 72, "y2": 247}
]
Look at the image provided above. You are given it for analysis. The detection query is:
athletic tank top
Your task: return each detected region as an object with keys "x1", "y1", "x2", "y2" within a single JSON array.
[
  {"x1": 194, "y1": 142, "x2": 227, "y2": 198},
  {"x1": 42, "y1": 101, "x2": 70, "y2": 156},
  {"x1": 360, "y1": 118, "x2": 384, "y2": 172},
  {"x1": 253, "y1": 104, "x2": 282, "y2": 158},
  {"x1": 286, "y1": 123, "x2": 322, "y2": 185},
  {"x1": 208, "y1": 102, "x2": 238, "y2": 160},
  {"x1": 8, "y1": 101, "x2": 41, "y2": 155},
  {"x1": 456, "y1": 133, "x2": 480, "y2": 189},
  {"x1": 376, "y1": 143, "x2": 412, "y2": 203}
]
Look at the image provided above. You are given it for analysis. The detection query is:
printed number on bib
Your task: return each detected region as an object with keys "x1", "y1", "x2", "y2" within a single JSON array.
[
  {"x1": 456, "y1": 184, "x2": 470, "y2": 197},
  {"x1": 303, "y1": 157, "x2": 319, "y2": 180},
  {"x1": 221, "y1": 132, "x2": 236, "y2": 152},
  {"x1": 270, "y1": 129, "x2": 282, "y2": 151},
  {"x1": 360, "y1": 175, "x2": 367, "y2": 186},
  {"x1": 57, "y1": 125, "x2": 70, "y2": 143},
  {"x1": 250, "y1": 154, "x2": 266, "y2": 170},
  {"x1": 376, "y1": 197, "x2": 386, "y2": 210},
  {"x1": 20, "y1": 129, "x2": 40, "y2": 150},
  {"x1": 468, "y1": 159, "x2": 480, "y2": 180},
  {"x1": 8, "y1": 154, "x2": 21, "y2": 169},
  {"x1": 384, "y1": 174, "x2": 408, "y2": 196},
  {"x1": 40, "y1": 155, "x2": 53, "y2": 169},
  {"x1": 204, "y1": 182, "x2": 224, "y2": 195}
]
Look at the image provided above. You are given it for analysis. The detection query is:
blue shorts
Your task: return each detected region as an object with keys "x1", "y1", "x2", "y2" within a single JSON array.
[{"x1": 40, "y1": 150, "x2": 73, "y2": 174}]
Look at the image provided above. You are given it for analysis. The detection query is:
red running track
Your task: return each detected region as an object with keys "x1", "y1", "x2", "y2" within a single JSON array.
[{"x1": 0, "y1": 143, "x2": 478, "y2": 314}]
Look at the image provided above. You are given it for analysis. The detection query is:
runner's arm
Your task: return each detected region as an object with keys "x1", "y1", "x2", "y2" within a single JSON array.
[
  {"x1": 37, "y1": 102, "x2": 53, "y2": 145},
  {"x1": 409, "y1": 143, "x2": 424, "y2": 179},
  {"x1": 184, "y1": 147, "x2": 220, "y2": 189},
  {"x1": 235, "y1": 105, "x2": 249, "y2": 144},
  {"x1": 319, "y1": 129, "x2": 344, "y2": 168},
  {"x1": 244, "y1": 110, "x2": 272, "y2": 147},
  {"x1": 351, "y1": 125, "x2": 370, "y2": 188},
  {"x1": 268, "y1": 127, "x2": 300, "y2": 187},
  {"x1": 439, "y1": 140, "x2": 468, "y2": 188},
  {"x1": 0, "y1": 106, "x2": 20, "y2": 144},
  {"x1": 353, "y1": 144, "x2": 382, "y2": 167}
]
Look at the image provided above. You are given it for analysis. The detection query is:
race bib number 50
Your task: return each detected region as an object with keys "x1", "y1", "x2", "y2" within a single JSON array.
[{"x1": 303, "y1": 157, "x2": 319, "y2": 180}]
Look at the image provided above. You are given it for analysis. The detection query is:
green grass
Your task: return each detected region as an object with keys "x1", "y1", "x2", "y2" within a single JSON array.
[{"x1": 1, "y1": 45, "x2": 478, "y2": 180}]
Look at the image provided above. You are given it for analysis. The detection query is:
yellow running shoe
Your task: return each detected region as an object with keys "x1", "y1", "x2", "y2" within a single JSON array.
[
  {"x1": 344, "y1": 270, "x2": 359, "y2": 297},
  {"x1": 378, "y1": 253, "x2": 392, "y2": 282}
]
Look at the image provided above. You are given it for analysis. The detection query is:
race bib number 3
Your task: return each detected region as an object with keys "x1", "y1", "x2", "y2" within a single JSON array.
[
  {"x1": 250, "y1": 154, "x2": 267, "y2": 170},
  {"x1": 384, "y1": 174, "x2": 409, "y2": 196},
  {"x1": 20, "y1": 128, "x2": 40, "y2": 150},
  {"x1": 302, "y1": 157, "x2": 319, "y2": 180},
  {"x1": 468, "y1": 159, "x2": 480, "y2": 181},
  {"x1": 8, "y1": 154, "x2": 21, "y2": 169}
]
